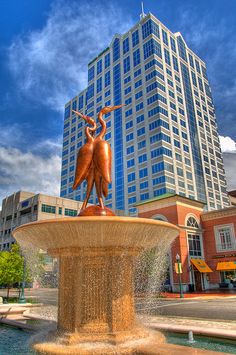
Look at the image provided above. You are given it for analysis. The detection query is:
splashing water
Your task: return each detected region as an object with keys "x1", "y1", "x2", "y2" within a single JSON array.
[
  {"x1": 135, "y1": 238, "x2": 172, "y2": 316},
  {"x1": 21, "y1": 246, "x2": 58, "y2": 290}
]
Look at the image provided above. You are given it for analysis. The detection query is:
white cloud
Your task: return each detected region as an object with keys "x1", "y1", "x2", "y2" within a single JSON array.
[
  {"x1": 219, "y1": 135, "x2": 236, "y2": 153},
  {"x1": 218, "y1": 136, "x2": 236, "y2": 191},
  {"x1": 8, "y1": 0, "x2": 133, "y2": 112},
  {"x1": 32, "y1": 138, "x2": 62, "y2": 156},
  {"x1": 0, "y1": 123, "x2": 24, "y2": 147},
  {"x1": 0, "y1": 146, "x2": 61, "y2": 205}
]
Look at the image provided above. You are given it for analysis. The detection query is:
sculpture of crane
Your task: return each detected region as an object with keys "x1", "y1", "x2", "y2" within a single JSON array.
[
  {"x1": 72, "y1": 110, "x2": 97, "y2": 210},
  {"x1": 72, "y1": 105, "x2": 123, "y2": 214}
]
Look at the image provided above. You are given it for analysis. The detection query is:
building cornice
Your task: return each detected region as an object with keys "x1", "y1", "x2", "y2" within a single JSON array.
[
  {"x1": 201, "y1": 207, "x2": 236, "y2": 221},
  {"x1": 137, "y1": 194, "x2": 204, "y2": 214}
]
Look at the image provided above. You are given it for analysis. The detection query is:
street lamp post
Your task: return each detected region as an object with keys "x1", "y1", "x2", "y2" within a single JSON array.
[
  {"x1": 18, "y1": 255, "x2": 26, "y2": 304},
  {"x1": 176, "y1": 253, "x2": 184, "y2": 298}
]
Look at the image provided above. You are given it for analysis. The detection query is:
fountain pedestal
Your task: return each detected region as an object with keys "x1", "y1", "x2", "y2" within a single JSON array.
[
  {"x1": 52, "y1": 246, "x2": 146, "y2": 344},
  {"x1": 13, "y1": 216, "x2": 180, "y2": 354}
]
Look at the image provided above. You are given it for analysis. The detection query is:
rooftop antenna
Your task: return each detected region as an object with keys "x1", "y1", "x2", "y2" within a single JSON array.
[{"x1": 140, "y1": 1, "x2": 146, "y2": 19}]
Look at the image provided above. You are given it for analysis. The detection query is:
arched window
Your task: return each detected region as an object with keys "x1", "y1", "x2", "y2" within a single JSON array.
[
  {"x1": 186, "y1": 216, "x2": 199, "y2": 229},
  {"x1": 152, "y1": 214, "x2": 168, "y2": 222}
]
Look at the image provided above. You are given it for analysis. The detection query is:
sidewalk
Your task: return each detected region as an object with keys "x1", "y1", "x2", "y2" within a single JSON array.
[
  {"x1": 142, "y1": 315, "x2": 236, "y2": 340},
  {"x1": 159, "y1": 290, "x2": 236, "y2": 299}
]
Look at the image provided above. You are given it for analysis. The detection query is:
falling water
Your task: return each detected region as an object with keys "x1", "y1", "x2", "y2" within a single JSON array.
[
  {"x1": 21, "y1": 246, "x2": 58, "y2": 289},
  {"x1": 135, "y1": 238, "x2": 172, "y2": 316}
]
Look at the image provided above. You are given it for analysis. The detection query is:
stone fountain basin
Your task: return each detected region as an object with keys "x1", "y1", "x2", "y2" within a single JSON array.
[
  {"x1": 12, "y1": 216, "x2": 181, "y2": 354},
  {"x1": 12, "y1": 216, "x2": 179, "y2": 251}
]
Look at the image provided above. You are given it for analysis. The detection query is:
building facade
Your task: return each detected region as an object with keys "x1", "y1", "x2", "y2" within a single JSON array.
[
  {"x1": 0, "y1": 191, "x2": 83, "y2": 250},
  {"x1": 229, "y1": 190, "x2": 236, "y2": 206},
  {"x1": 61, "y1": 12, "x2": 229, "y2": 213},
  {"x1": 137, "y1": 194, "x2": 236, "y2": 292}
]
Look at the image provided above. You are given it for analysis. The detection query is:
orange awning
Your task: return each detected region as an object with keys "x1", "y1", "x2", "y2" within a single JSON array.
[
  {"x1": 191, "y1": 259, "x2": 213, "y2": 273},
  {"x1": 216, "y1": 261, "x2": 236, "y2": 271}
]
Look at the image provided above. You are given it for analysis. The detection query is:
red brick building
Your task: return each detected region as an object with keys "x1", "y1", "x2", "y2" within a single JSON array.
[{"x1": 136, "y1": 193, "x2": 236, "y2": 292}]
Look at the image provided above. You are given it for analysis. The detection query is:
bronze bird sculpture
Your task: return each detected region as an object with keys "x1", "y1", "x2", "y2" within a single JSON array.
[
  {"x1": 72, "y1": 110, "x2": 97, "y2": 210},
  {"x1": 72, "y1": 105, "x2": 123, "y2": 214}
]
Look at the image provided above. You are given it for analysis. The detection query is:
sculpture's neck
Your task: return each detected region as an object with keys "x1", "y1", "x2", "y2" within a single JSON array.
[
  {"x1": 97, "y1": 112, "x2": 106, "y2": 139},
  {"x1": 86, "y1": 122, "x2": 97, "y2": 141}
]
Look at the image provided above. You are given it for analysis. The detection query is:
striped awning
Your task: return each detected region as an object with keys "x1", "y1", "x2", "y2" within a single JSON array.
[{"x1": 191, "y1": 259, "x2": 213, "y2": 273}]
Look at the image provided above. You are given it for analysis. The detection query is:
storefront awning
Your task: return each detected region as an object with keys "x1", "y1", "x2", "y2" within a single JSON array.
[
  {"x1": 191, "y1": 259, "x2": 213, "y2": 273},
  {"x1": 216, "y1": 261, "x2": 236, "y2": 271}
]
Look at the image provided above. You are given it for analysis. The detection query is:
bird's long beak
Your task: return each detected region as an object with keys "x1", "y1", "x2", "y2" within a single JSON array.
[
  {"x1": 72, "y1": 110, "x2": 94, "y2": 126},
  {"x1": 72, "y1": 110, "x2": 85, "y2": 120},
  {"x1": 111, "y1": 104, "x2": 125, "y2": 110},
  {"x1": 100, "y1": 104, "x2": 125, "y2": 115}
]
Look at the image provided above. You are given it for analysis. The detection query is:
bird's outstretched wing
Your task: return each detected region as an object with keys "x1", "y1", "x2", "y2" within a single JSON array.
[
  {"x1": 93, "y1": 140, "x2": 111, "y2": 183},
  {"x1": 73, "y1": 143, "x2": 94, "y2": 190}
]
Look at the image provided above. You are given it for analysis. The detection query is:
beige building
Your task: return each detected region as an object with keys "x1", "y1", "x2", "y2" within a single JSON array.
[
  {"x1": 0, "y1": 191, "x2": 83, "y2": 250},
  {"x1": 229, "y1": 190, "x2": 236, "y2": 207}
]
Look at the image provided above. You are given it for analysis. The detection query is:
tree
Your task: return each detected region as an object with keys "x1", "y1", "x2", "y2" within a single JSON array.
[{"x1": 0, "y1": 244, "x2": 24, "y2": 300}]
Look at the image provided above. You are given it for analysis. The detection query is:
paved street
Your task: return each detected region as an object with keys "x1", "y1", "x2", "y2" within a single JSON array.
[
  {"x1": 1, "y1": 288, "x2": 236, "y2": 322},
  {"x1": 136, "y1": 298, "x2": 236, "y2": 321},
  {"x1": 0, "y1": 288, "x2": 58, "y2": 306}
]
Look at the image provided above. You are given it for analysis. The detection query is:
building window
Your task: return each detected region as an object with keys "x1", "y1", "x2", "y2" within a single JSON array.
[
  {"x1": 128, "y1": 196, "x2": 136, "y2": 204},
  {"x1": 128, "y1": 172, "x2": 135, "y2": 182},
  {"x1": 138, "y1": 140, "x2": 146, "y2": 149},
  {"x1": 132, "y1": 30, "x2": 139, "y2": 47},
  {"x1": 164, "y1": 48, "x2": 171, "y2": 65},
  {"x1": 97, "y1": 59, "x2": 102, "y2": 75},
  {"x1": 88, "y1": 66, "x2": 94, "y2": 81},
  {"x1": 140, "y1": 193, "x2": 149, "y2": 201},
  {"x1": 214, "y1": 224, "x2": 235, "y2": 251},
  {"x1": 142, "y1": 19, "x2": 159, "y2": 39},
  {"x1": 140, "y1": 181, "x2": 148, "y2": 189},
  {"x1": 41, "y1": 204, "x2": 56, "y2": 214},
  {"x1": 123, "y1": 37, "x2": 129, "y2": 54},
  {"x1": 97, "y1": 77, "x2": 102, "y2": 93},
  {"x1": 128, "y1": 185, "x2": 136, "y2": 193},
  {"x1": 162, "y1": 29, "x2": 168, "y2": 45},
  {"x1": 105, "y1": 53, "x2": 110, "y2": 68},
  {"x1": 58, "y1": 207, "x2": 62, "y2": 215},
  {"x1": 123, "y1": 56, "x2": 130, "y2": 74},
  {"x1": 133, "y1": 48, "x2": 140, "y2": 66},
  {"x1": 143, "y1": 38, "x2": 162, "y2": 60},
  {"x1": 113, "y1": 38, "x2": 120, "y2": 62},
  {"x1": 152, "y1": 214, "x2": 168, "y2": 221},
  {"x1": 188, "y1": 234, "x2": 202, "y2": 257},
  {"x1": 186, "y1": 216, "x2": 199, "y2": 229},
  {"x1": 139, "y1": 168, "x2": 148, "y2": 178},
  {"x1": 127, "y1": 146, "x2": 134, "y2": 154},
  {"x1": 64, "y1": 105, "x2": 70, "y2": 119},
  {"x1": 170, "y1": 37, "x2": 176, "y2": 52},
  {"x1": 65, "y1": 208, "x2": 77, "y2": 217},
  {"x1": 105, "y1": 71, "x2": 110, "y2": 87},
  {"x1": 127, "y1": 158, "x2": 135, "y2": 168}
]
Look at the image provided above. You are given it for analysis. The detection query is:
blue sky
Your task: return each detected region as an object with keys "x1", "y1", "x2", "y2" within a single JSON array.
[{"x1": 0, "y1": 0, "x2": 235, "y2": 203}]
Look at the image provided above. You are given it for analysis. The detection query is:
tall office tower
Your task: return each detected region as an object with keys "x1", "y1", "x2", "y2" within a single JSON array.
[{"x1": 60, "y1": 12, "x2": 229, "y2": 213}]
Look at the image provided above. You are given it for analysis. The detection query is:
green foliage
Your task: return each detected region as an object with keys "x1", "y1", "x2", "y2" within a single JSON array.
[{"x1": 0, "y1": 244, "x2": 24, "y2": 288}]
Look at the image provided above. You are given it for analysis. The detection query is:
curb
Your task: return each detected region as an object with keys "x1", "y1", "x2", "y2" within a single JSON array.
[
  {"x1": 153, "y1": 296, "x2": 236, "y2": 301},
  {"x1": 148, "y1": 322, "x2": 236, "y2": 341}
]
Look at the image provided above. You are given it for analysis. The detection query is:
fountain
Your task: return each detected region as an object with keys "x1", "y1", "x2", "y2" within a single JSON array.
[
  {"x1": 12, "y1": 106, "x2": 192, "y2": 354},
  {"x1": 13, "y1": 216, "x2": 179, "y2": 354},
  {"x1": 187, "y1": 330, "x2": 196, "y2": 344}
]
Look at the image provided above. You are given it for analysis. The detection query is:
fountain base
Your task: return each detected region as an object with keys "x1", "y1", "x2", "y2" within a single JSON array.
[
  {"x1": 33, "y1": 332, "x2": 225, "y2": 355},
  {"x1": 78, "y1": 205, "x2": 116, "y2": 216},
  {"x1": 33, "y1": 330, "x2": 166, "y2": 354}
]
